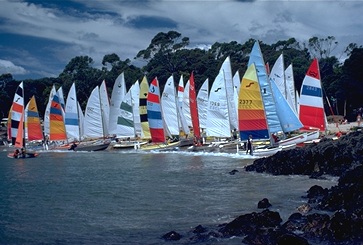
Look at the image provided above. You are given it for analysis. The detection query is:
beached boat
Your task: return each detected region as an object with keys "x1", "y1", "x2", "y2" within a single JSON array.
[{"x1": 237, "y1": 63, "x2": 281, "y2": 157}]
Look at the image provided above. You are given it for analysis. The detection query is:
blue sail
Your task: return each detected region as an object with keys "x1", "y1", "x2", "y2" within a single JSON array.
[
  {"x1": 270, "y1": 79, "x2": 303, "y2": 132},
  {"x1": 248, "y1": 41, "x2": 283, "y2": 134}
]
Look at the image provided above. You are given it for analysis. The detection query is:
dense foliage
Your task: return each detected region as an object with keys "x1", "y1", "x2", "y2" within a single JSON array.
[{"x1": 1, "y1": 32, "x2": 362, "y2": 121}]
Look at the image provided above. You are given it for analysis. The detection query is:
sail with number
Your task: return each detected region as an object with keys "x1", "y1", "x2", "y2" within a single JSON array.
[{"x1": 238, "y1": 64, "x2": 269, "y2": 141}]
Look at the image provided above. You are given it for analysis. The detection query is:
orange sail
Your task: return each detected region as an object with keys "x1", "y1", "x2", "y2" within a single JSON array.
[{"x1": 26, "y1": 96, "x2": 44, "y2": 141}]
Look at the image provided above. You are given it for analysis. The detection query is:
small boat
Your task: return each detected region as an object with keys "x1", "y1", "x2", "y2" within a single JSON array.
[
  {"x1": 140, "y1": 141, "x2": 180, "y2": 151},
  {"x1": 74, "y1": 140, "x2": 111, "y2": 152},
  {"x1": 8, "y1": 82, "x2": 40, "y2": 159},
  {"x1": 112, "y1": 141, "x2": 147, "y2": 149}
]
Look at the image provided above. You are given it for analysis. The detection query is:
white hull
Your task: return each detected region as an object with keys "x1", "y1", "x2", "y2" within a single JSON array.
[
  {"x1": 278, "y1": 133, "x2": 307, "y2": 146},
  {"x1": 239, "y1": 146, "x2": 282, "y2": 157}
]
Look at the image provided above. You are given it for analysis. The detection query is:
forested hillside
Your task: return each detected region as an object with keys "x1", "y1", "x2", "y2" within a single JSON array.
[{"x1": 0, "y1": 31, "x2": 362, "y2": 121}]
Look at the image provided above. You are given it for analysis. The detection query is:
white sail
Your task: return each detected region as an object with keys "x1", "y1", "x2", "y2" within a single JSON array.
[
  {"x1": 161, "y1": 75, "x2": 179, "y2": 136},
  {"x1": 206, "y1": 60, "x2": 231, "y2": 138},
  {"x1": 99, "y1": 80, "x2": 110, "y2": 137},
  {"x1": 65, "y1": 83, "x2": 80, "y2": 141},
  {"x1": 270, "y1": 54, "x2": 297, "y2": 116},
  {"x1": 77, "y1": 102, "x2": 84, "y2": 140},
  {"x1": 43, "y1": 85, "x2": 56, "y2": 137},
  {"x1": 177, "y1": 76, "x2": 190, "y2": 134},
  {"x1": 233, "y1": 71, "x2": 241, "y2": 123},
  {"x1": 223, "y1": 56, "x2": 238, "y2": 131},
  {"x1": 182, "y1": 80, "x2": 192, "y2": 127},
  {"x1": 109, "y1": 72, "x2": 126, "y2": 136},
  {"x1": 130, "y1": 80, "x2": 141, "y2": 137},
  {"x1": 84, "y1": 86, "x2": 104, "y2": 139},
  {"x1": 117, "y1": 87, "x2": 135, "y2": 138},
  {"x1": 57, "y1": 86, "x2": 66, "y2": 110},
  {"x1": 285, "y1": 64, "x2": 298, "y2": 114},
  {"x1": 197, "y1": 78, "x2": 209, "y2": 129}
]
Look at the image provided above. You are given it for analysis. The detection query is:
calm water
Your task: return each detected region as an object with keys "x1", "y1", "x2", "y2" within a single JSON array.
[{"x1": 0, "y1": 149, "x2": 337, "y2": 244}]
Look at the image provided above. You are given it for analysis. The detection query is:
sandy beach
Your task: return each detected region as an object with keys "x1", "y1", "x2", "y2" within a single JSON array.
[{"x1": 327, "y1": 121, "x2": 360, "y2": 134}]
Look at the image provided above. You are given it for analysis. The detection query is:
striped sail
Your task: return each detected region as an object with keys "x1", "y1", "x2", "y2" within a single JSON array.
[
  {"x1": 197, "y1": 78, "x2": 209, "y2": 129},
  {"x1": 49, "y1": 92, "x2": 67, "y2": 141},
  {"x1": 189, "y1": 72, "x2": 200, "y2": 138},
  {"x1": 25, "y1": 96, "x2": 43, "y2": 142},
  {"x1": 139, "y1": 76, "x2": 151, "y2": 139},
  {"x1": 238, "y1": 64, "x2": 269, "y2": 141},
  {"x1": 147, "y1": 77, "x2": 165, "y2": 143},
  {"x1": 117, "y1": 87, "x2": 135, "y2": 138},
  {"x1": 299, "y1": 58, "x2": 326, "y2": 131},
  {"x1": 248, "y1": 41, "x2": 282, "y2": 134},
  {"x1": 10, "y1": 82, "x2": 24, "y2": 146},
  {"x1": 161, "y1": 75, "x2": 179, "y2": 136},
  {"x1": 65, "y1": 83, "x2": 80, "y2": 141}
]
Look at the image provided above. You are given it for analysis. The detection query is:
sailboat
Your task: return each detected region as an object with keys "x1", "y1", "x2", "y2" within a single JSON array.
[
  {"x1": 25, "y1": 96, "x2": 44, "y2": 148},
  {"x1": 109, "y1": 72, "x2": 126, "y2": 136},
  {"x1": 79, "y1": 85, "x2": 110, "y2": 151},
  {"x1": 65, "y1": 82, "x2": 81, "y2": 142},
  {"x1": 206, "y1": 57, "x2": 232, "y2": 138},
  {"x1": 161, "y1": 75, "x2": 179, "y2": 137},
  {"x1": 189, "y1": 72, "x2": 201, "y2": 141},
  {"x1": 177, "y1": 75, "x2": 190, "y2": 136},
  {"x1": 140, "y1": 77, "x2": 179, "y2": 151},
  {"x1": 238, "y1": 64, "x2": 282, "y2": 157},
  {"x1": 8, "y1": 82, "x2": 39, "y2": 158},
  {"x1": 139, "y1": 76, "x2": 151, "y2": 139},
  {"x1": 298, "y1": 58, "x2": 325, "y2": 141}
]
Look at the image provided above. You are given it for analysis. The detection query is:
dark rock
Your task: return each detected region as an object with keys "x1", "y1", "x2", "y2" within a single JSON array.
[
  {"x1": 161, "y1": 230, "x2": 182, "y2": 241},
  {"x1": 229, "y1": 169, "x2": 239, "y2": 175},
  {"x1": 257, "y1": 198, "x2": 272, "y2": 209},
  {"x1": 192, "y1": 224, "x2": 207, "y2": 234},
  {"x1": 218, "y1": 209, "x2": 282, "y2": 237},
  {"x1": 276, "y1": 233, "x2": 309, "y2": 245}
]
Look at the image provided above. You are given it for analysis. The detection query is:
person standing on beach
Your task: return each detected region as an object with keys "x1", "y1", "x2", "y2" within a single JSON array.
[
  {"x1": 357, "y1": 113, "x2": 361, "y2": 127},
  {"x1": 246, "y1": 135, "x2": 253, "y2": 155}
]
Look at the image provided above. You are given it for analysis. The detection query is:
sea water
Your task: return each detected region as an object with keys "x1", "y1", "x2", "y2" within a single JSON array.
[{"x1": 0, "y1": 149, "x2": 337, "y2": 244}]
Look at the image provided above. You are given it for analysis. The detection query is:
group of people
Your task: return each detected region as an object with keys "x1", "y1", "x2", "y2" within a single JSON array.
[{"x1": 13, "y1": 148, "x2": 27, "y2": 158}]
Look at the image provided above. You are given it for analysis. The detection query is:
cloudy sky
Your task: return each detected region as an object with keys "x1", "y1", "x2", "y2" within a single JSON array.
[{"x1": 0, "y1": 0, "x2": 362, "y2": 80}]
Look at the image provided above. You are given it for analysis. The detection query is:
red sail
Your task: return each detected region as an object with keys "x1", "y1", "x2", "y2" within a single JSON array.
[{"x1": 189, "y1": 72, "x2": 200, "y2": 138}]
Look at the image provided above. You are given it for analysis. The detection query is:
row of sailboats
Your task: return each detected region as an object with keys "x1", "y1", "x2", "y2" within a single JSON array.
[{"x1": 7, "y1": 39, "x2": 326, "y2": 157}]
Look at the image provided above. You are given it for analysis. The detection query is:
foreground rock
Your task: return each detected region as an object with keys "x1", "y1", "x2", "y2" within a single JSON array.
[{"x1": 245, "y1": 131, "x2": 363, "y2": 177}]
